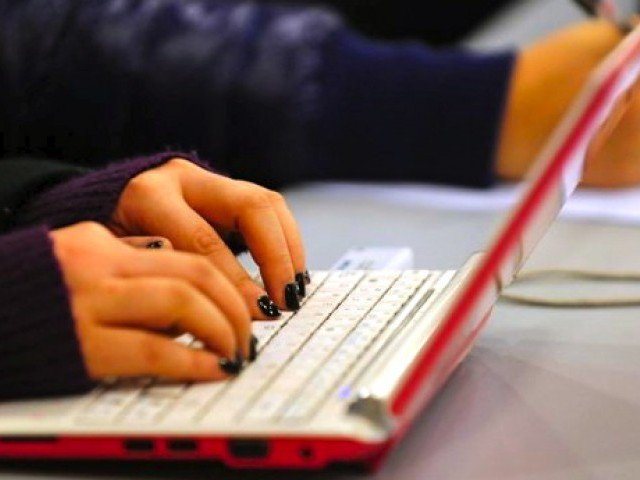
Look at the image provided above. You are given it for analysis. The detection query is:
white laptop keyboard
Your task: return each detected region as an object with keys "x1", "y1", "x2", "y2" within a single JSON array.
[{"x1": 75, "y1": 270, "x2": 453, "y2": 426}]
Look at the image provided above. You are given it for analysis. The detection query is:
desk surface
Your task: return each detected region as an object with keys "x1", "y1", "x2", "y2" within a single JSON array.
[{"x1": 2, "y1": 185, "x2": 640, "y2": 480}]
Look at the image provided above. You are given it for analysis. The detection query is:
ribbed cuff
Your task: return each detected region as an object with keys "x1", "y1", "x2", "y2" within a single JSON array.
[
  {"x1": 16, "y1": 152, "x2": 203, "y2": 228},
  {"x1": 0, "y1": 226, "x2": 94, "y2": 399},
  {"x1": 315, "y1": 31, "x2": 515, "y2": 187}
]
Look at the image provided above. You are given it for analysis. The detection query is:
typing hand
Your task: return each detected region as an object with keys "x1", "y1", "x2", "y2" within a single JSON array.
[
  {"x1": 498, "y1": 20, "x2": 640, "y2": 187},
  {"x1": 50, "y1": 222, "x2": 252, "y2": 381},
  {"x1": 109, "y1": 158, "x2": 308, "y2": 317}
]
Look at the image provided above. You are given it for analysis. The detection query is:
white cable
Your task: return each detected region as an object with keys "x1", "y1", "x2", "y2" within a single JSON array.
[{"x1": 500, "y1": 268, "x2": 640, "y2": 308}]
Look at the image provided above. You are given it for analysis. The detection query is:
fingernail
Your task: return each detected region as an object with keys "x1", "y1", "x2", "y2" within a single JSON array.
[
  {"x1": 236, "y1": 350, "x2": 245, "y2": 367},
  {"x1": 285, "y1": 282, "x2": 301, "y2": 310},
  {"x1": 249, "y1": 335, "x2": 258, "y2": 362},
  {"x1": 218, "y1": 352, "x2": 243, "y2": 375},
  {"x1": 303, "y1": 270, "x2": 311, "y2": 285},
  {"x1": 295, "y1": 273, "x2": 306, "y2": 297},
  {"x1": 146, "y1": 240, "x2": 164, "y2": 249},
  {"x1": 257, "y1": 295, "x2": 280, "y2": 318}
]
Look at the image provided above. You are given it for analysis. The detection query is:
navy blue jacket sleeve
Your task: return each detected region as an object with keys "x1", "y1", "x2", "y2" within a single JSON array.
[{"x1": 0, "y1": 0, "x2": 514, "y2": 188}]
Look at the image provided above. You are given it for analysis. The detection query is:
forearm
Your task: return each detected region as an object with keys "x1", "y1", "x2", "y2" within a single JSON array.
[
  {"x1": 306, "y1": 32, "x2": 514, "y2": 188},
  {"x1": 13, "y1": 153, "x2": 197, "y2": 230},
  {"x1": 1, "y1": 0, "x2": 513, "y2": 189}
]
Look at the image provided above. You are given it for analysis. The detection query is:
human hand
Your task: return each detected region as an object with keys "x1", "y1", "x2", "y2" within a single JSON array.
[
  {"x1": 110, "y1": 158, "x2": 307, "y2": 317},
  {"x1": 50, "y1": 222, "x2": 252, "y2": 381},
  {"x1": 497, "y1": 20, "x2": 640, "y2": 187}
]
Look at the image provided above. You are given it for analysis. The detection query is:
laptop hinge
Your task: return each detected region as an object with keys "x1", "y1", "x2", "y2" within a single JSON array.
[
  {"x1": 342, "y1": 254, "x2": 485, "y2": 432},
  {"x1": 347, "y1": 390, "x2": 396, "y2": 435}
]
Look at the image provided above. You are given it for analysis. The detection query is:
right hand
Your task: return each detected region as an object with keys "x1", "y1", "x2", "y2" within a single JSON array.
[{"x1": 50, "y1": 222, "x2": 251, "y2": 381}]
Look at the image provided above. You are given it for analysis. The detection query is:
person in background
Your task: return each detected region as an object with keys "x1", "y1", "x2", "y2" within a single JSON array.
[
  {"x1": 0, "y1": 0, "x2": 637, "y2": 400},
  {"x1": 256, "y1": 0, "x2": 514, "y2": 45}
]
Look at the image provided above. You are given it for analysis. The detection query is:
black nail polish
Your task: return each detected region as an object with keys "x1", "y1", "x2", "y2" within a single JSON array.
[
  {"x1": 249, "y1": 335, "x2": 258, "y2": 362},
  {"x1": 303, "y1": 270, "x2": 311, "y2": 285},
  {"x1": 218, "y1": 353, "x2": 243, "y2": 375},
  {"x1": 235, "y1": 350, "x2": 245, "y2": 367},
  {"x1": 146, "y1": 240, "x2": 164, "y2": 249},
  {"x1": 285, "y1": 282, "x2": 301, "y2": 310},
  {"x1": 257, "y1": 295, "x2": 281, "y2": 318},
  {"x1": 295, "y1": 273, "x2": 306, "y2": 297}
]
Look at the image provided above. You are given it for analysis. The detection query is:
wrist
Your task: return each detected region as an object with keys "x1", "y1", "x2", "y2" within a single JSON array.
[{"x1": 16, "y1": 152, "x2": 202, "y2": 230}]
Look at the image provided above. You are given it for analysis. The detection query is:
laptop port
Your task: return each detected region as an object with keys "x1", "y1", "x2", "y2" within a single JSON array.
[
  {"x1": 124, "y1": 439, "x2": 154, "y2": 453},
  {"x1": 228, "y1": 439, "x2": 269, "y2": 459},
  {"x1": 299, "y1": 446, "x2": 314, "y2": 460},
  {"x1": 167, "y1": 439, "x2": 198, "y2": 453}
]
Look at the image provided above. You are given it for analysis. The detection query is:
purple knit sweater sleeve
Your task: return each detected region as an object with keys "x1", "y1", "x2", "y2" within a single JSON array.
[
  {"x1": 0, "y1": 152, "x2": 201, "y2": 399},
  {"x1": 0, "y1": 226, "x2": 94, "y2": 399},
  {"x1": 16, "y1": 152, "x2": 201, "y2": 228}
]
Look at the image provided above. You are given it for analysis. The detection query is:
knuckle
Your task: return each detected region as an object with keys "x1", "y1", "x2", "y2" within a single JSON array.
[
  {"x1": 237, "y1": 187, "x2": 271, "y2": 212},
  {"x1": 165, "y1": 157, "x2": 193, "y2": 171},
  {"x1": 191, "y1": 225, "x2": 226, "y2": 256},
  {"x1": 75, "y1": 221, "x2": 110, "y2": 238},
  {"x1": 188, "y1": 256, "x2": 217, "y2": 279},
  {"x1": 165, "y1": 280, "x2": 195, "y2": 312},
  {"x1": 97, "y1": 279, "x2": 125, "y2": 298},
  {"x1": 266, "y1": 189, "x2": 286, "y2": 206},
  {"x1": 139, "y1": 336, "x2": 163, "y2": 371},
  {"x1": 125, "y1": 171, "x2": 165, "y2": 197}
]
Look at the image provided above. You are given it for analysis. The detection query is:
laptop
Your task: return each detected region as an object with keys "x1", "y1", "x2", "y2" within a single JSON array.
[{"x1": 2, "y1": 25, "x2": 640, "y2": 472}]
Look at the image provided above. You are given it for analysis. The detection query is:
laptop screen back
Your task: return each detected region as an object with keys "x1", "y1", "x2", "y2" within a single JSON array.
[{"x1": 413, "y1": 24, "x2": 640, "y2": 405}]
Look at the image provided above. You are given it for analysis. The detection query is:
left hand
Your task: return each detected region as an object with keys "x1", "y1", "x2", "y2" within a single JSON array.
[
  {"x1": 109, "y1": 157, "x2": 308, "y2": 318},
  {"x1": 497, "y1": 20, "x2": 640, "y2": 187}
]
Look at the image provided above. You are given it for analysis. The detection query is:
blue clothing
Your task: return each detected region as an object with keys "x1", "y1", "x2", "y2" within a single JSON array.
[{"x1": 0, "y1": 0, "x2": 514, "y2": 192}]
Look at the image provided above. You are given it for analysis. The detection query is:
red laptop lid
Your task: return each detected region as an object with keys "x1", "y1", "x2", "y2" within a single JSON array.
[{"x1": 392, "y1": 24, "x2": 640, "y2": 416}]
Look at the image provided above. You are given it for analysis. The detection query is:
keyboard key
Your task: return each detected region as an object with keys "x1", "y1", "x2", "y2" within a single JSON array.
[
  {"x1": 174, "y1": 334, "x2": 195, "y2": 346},
  {"x1": 144, "y1": 381, "x2": 187, "y2": 399},
  {"x1": 245, "y1": 392, "x2": 290, "y2": 421},
  {"x1": 162, "y1": 382, "x2": 227, "y2": 424},
  {"x1": 77, "y1": 270, "x2": 446, "y2": 428},
  {"x1": 120, "y1": 395, "x2": 174, "y2": 424},
  {"x1": 77, "y1": 388, "x2": 141, "y2": 424},
  {"x1": 201, "y1": 272, "x2": 364, "y2": 425}
]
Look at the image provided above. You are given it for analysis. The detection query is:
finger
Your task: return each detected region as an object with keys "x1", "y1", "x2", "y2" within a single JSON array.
[
  {"x1": 119, "y1": 236, "x2": 173, "y2": 250},
  {"x1": 115, "y1": 249, "x2": 253, "y2": 357},
  {"x1": 261, "y1": 188, "x2": 309, "y2": 293},
  {"x1": 233, "y1": 194, "x2": 298, "y2": 309},
  {"x1": 95, "y1": 277, "x2": 238, "y2": 360},
  {"x1": 85, "y1": 327, "x2": 230, "y2": 381},
  {"x1": 183, "y1": 176, "x2": 299, "y2": 310},
  {"x1": 131, "y1": 192, "x2": 281, "y2": 319}
]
